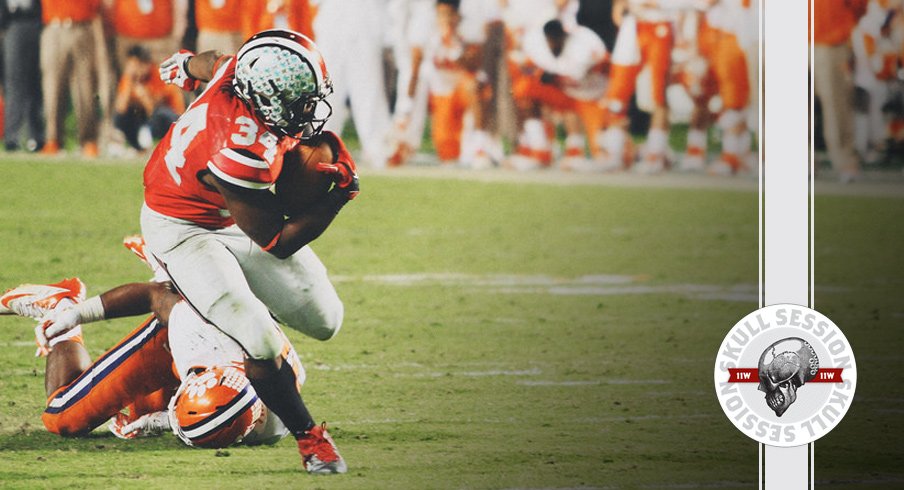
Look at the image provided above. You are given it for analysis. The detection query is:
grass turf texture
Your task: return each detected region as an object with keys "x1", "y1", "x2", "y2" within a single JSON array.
[{"x1": 0, "y1": 156, "x2": 902, "y2": 489}]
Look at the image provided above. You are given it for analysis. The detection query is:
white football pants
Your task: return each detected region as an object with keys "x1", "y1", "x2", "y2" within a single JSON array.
[{"x1": 140, "y1": 204, "x2": 343, "y2": 359}]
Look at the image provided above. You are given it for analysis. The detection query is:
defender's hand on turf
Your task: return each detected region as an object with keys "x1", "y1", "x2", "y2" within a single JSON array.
[
  {"x1": 109, "y1": 412, "x2": 171, "y2": 439},
  {"x1": 159, "y1": 50, "x2": 200, "y2": 91},
  {"x1": 40, "y1": 306, "x2": 80, "y2": 339},
  {"x1": 35, "y1": 306, "x2": 81, "y2": 353}
]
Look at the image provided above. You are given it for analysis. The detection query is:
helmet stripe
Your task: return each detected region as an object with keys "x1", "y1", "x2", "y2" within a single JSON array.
[{"x1": 180, "y1": 385, "x2": 259, "y2": 440}]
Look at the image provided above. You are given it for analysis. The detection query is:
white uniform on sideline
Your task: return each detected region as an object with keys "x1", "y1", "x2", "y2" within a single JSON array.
[{"x1": 314, "y1": 0, "x2": 393, "y2": 167}]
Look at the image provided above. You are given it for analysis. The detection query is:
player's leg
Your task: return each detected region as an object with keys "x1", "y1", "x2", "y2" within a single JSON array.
[
  {"x1": 38, "y1": 23, "x2": 65, "y2": 154},
  {"x1": 43, "y1": 322, "x2": 91, "y2": 398},
  {"x1": 43, "y1": 315, "x2": 177, "y2": 436},
  {"x1": 509, "y1": 74, "x2": 562, "y2": 169},
  {"x1": 141, "y1": 210, "x2": 345, "y2": 473},
  {"x1": 679, "y1": 17, "x2": 719, "y2": 172},
  {"x1": 459, "y1": 74, "x2": 495, "y2": 169},
  {"x1": 602, "y1": 59, "x2": 641, "y2": 168},
  {"x1": 635, "y1": 22, "x2": 674, "y2": 173},
  {"x1": 220, "y1": 228, "x2": 343, "y2": 342},
  {"x1": 346, "y1": 30, "x2": 392, "y2": 168},
  {"x1": 710, "y1": 32, "x2": 753, "y2": 175},
  {"x1": 430, "y1": 92, "x2": 465, "y2": 163},
  {"x1": 70, "y1": 24, "x2": 99, "y2": 155}
]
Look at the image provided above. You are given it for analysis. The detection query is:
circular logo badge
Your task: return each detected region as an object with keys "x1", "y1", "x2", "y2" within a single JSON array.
[{"x1": 713, "y1": 304, "x2": 857, "y2": 447}]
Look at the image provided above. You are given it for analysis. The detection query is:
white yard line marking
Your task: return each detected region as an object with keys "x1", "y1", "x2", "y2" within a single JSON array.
[
  {"x1": 330, "y1": 273, "x2": 847, "y2": 302},
  {"x1": 518, "y1": 379, "x2": 671, "y2": 386},
  {"x1": 397, "y1": 368, "x2": 543, "y2": 378}
]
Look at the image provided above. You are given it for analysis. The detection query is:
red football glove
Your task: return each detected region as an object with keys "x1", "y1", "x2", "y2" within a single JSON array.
[
  {"x1": 159, "y1": 50, "x2": 200, "y2": 91},
  {"x1": 315, "y1": 131, "x2": 360, "y2": 200}
]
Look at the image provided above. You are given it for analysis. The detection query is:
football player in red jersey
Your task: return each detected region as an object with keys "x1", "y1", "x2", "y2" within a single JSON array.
[{"x1": 143, "y1": 29, "x2": 355, "y2": 474}]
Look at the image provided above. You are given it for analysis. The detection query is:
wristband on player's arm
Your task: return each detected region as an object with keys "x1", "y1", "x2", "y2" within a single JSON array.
[{"x1": 75, "y1": 295, "x2": 106, "y2": 324}]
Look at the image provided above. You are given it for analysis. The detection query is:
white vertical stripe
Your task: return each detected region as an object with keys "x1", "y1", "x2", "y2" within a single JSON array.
[{"x1": 761, "y1": 0, "x2": 812, "y2": 488}]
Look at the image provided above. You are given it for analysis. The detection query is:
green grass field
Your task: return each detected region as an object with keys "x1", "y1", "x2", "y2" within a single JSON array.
[{"x1": 0, "y1": 155, "x2": 902, "y2": 489}]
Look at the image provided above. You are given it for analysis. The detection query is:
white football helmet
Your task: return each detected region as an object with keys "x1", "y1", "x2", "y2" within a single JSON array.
[
  {"x1": 168, "y1": 365, "x2": 264, "y2": 448},
  {"x1": 233, "y1": 29, "x2": 333, "y2": 138}
]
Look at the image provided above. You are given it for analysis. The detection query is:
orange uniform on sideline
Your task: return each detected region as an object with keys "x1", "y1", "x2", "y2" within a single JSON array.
[
  {"x1": 110, "y1": 0, "x2": 174, "y2": 39},
  {"x1": 241, "y1": 0, "x2": 316, "y2": 41},
  {"x1": 519, "y1": 23, "x2": 608, "y2": 157},
  {"x1": 812, "y1": 0, "x2": 869, "y2": 45},
  {"x1": 430, "y1": 74, "x2": 478, "y2": 161},
  {"x1": 604, "y1": 14, "x2": 673, "y2": 117},
  {"x1": 424, "y1": 25, "x2": 476, "y2": 162},
  {"x1": 195, "y1": 0, "x2": 242, "y2": 33},
  {"x1": 42, "y1": 317, "x2": 179, "y2": 436},
  {"x1": 41, "y1": 0, "x2": 100, "y2": 23},
  {"x1": 703, "y1": 0, "x2": 751, "y2": 112}
]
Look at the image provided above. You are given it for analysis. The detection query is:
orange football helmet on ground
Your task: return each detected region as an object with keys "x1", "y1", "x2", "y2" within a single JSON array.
[{"x1": 169, "y1": 365, "x2": 263, "y2": 448}]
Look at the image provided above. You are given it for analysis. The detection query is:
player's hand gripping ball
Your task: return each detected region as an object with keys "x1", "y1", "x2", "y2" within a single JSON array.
[{"x1": 275, "y1": 141, "x2": 335, "y2": 216}]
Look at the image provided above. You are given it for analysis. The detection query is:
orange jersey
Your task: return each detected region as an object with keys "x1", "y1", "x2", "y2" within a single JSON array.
[
  {"x1": 195, "y1": 0, "x2": 242, "y2": 33},
  {"x1": 117, "y1": 68, "x2": 186, "y2": 114},
  {"x1": 812, "y1": 0, "x2": 868, "y2": 45},
  {"x1": 143, "y1": 57, "x2": 292, "y2": 228},
  {"x1": 241, "y1": 0, "x2": 315, "y2": 41},
  {"x1": 111, "y1": 0, "x2": 174, "y2": 39},
  {"x1": 41, "y1": 0, "x2": 100, "y2": 23}
]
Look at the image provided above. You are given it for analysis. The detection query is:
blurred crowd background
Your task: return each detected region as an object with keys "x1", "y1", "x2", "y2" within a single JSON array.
[{"x1": 0, "y1": 0, "x2": 902, "y2": 181}]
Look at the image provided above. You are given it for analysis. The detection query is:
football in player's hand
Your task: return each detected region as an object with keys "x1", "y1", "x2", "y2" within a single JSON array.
[{"x1": 275, "y1": 141, "x2": 334, "y2": 216}]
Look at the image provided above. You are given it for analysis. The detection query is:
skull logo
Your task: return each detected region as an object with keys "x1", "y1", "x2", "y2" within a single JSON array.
[{"x1": 757, "y1": 337, "x2": 819, "y2": 417}]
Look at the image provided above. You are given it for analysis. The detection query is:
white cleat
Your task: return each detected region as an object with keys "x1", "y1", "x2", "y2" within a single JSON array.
[
  {"x1": 633, "y1": 155, "x2": 668, "y2": 175},
  {"x1": 678, "y1": 152, "x2": 707, "y2": 172},
  {"x1": 503, "y1": 154, "x2": 542, "y2": 171},
  {"x1": 560, "y1": 156, "x2": 603, "y2": 173},
  {"x1": 706, "y1": 159, "x2": 736, "y2": 176},
  {"x1": 0, "y1": 278, "x2": 86, "y2": 319}
]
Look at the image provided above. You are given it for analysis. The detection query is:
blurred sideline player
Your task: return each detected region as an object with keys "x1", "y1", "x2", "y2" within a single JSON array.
[
  {"x1": 39, "y1": 0, "x2": 102, "y2": 157},
  {"x1": 677, "y1": 0, "x2": 755, "y2": 175},
  {"x1": 113, "y1": 46, "x2": 186, "y2": 152},
  {"x1": 148, "y1": 29, "x2": 357, "y2": 473},
  {"x1": 457, "y1": 0, "x2": 506, "y2": 168},
  {"x1": 386, "y1": 0, "x2": 435, "y2": 166},
  {"x1": 396, "y1": 0, "x2": 483, "y2": 166},
  {"x1": 396, "y1": 0, "x2": 502, "y2": 168},
  {"x1": 502, "y1": 0, "x2": 578, "y2": 168},
  {"x1": 851, "y1": 0, "x2": 901, "y2": 162},
  {"x1": 1, "y1": 265, "x2": 307, "y2": 450},
  {"x1": 515, "y1": 19, "x2": 607, "y2": 171},
  {"x1": 600, "y1": 0, "x2": 714, "y2": 173},
  {"x1": 314, "y1": 0, "x2": 393, "y2": 167}
]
